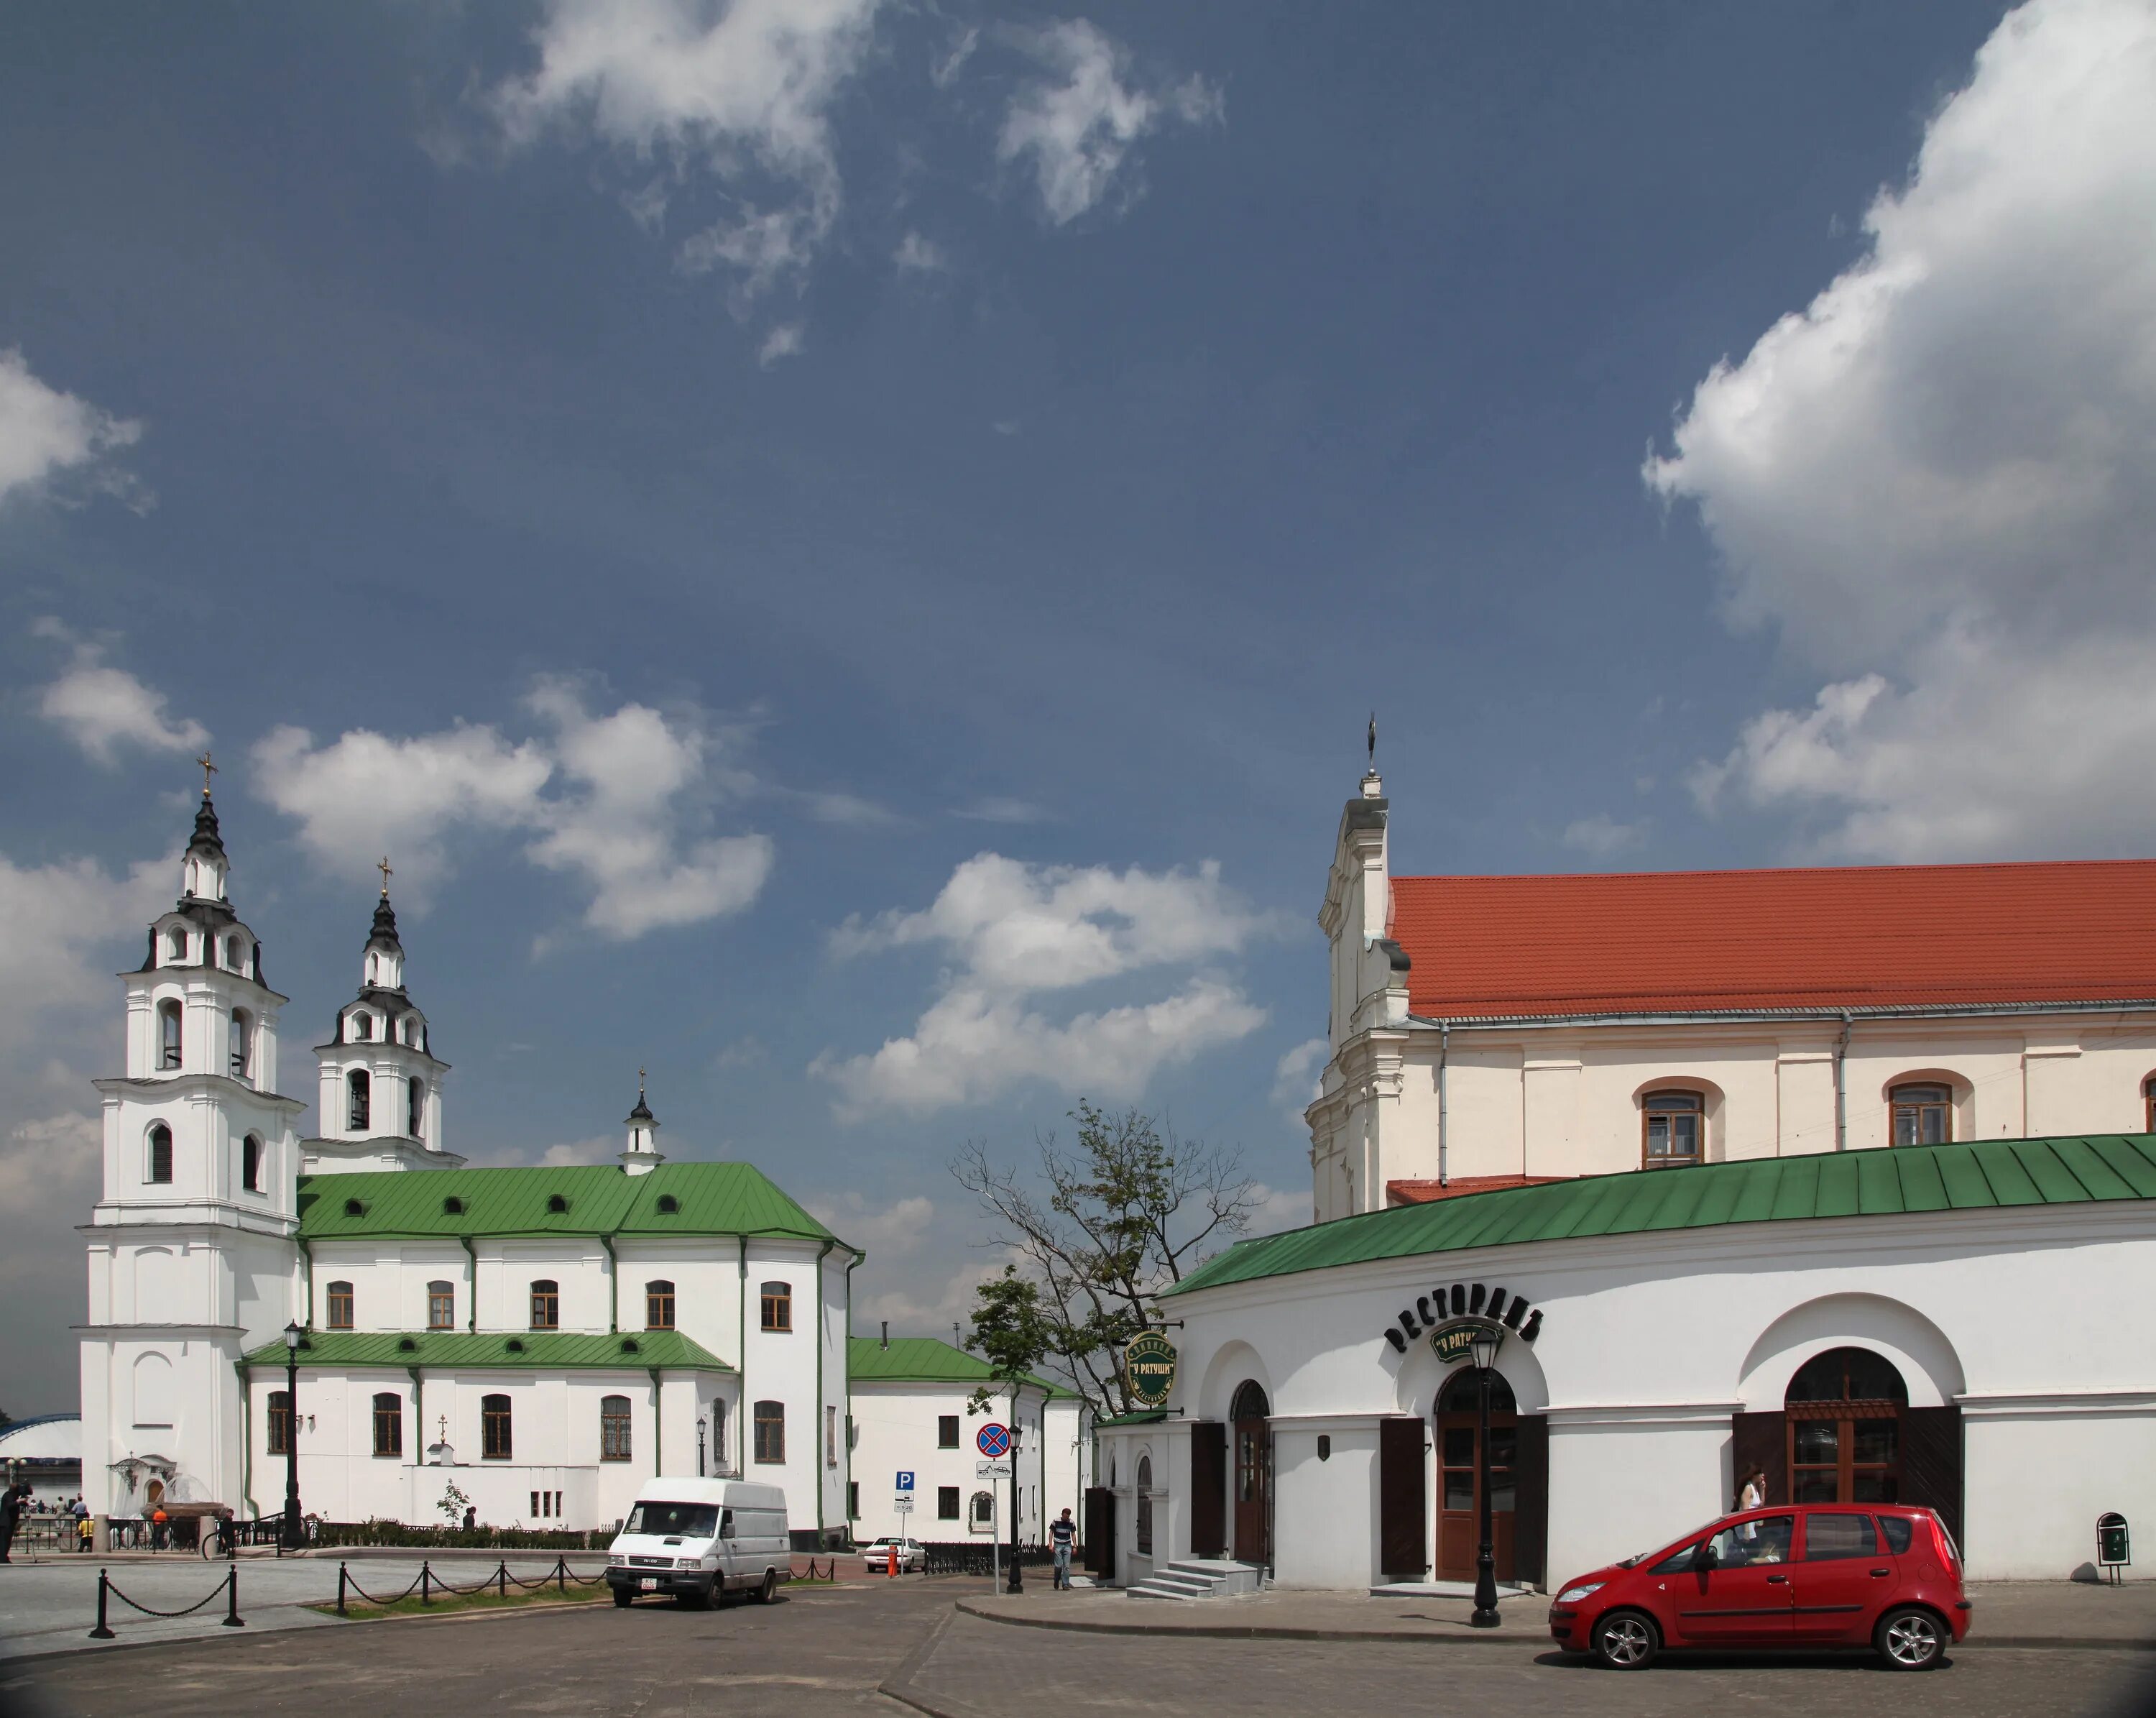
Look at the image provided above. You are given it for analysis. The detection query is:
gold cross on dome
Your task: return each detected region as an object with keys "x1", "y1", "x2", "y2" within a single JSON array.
[
  {"x1": 196, "y1": 752, "x2": 217, "y2": 796},
  {"x1": 638, "y1": 1065, "x2": 647, "y2": 1098},
  {"x1": 378, "y1": 856, "x2": 393, "y2": 896}
]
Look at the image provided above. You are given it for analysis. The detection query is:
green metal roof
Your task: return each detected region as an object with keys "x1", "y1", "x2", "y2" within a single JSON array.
[
  {"x1": 241, "y1": 1329, "x2": 730, "y2": 1371},
  {"x1": 847, "y1": 1336, "x2": 1070, "y2": 1398},
  {"x1": 1093, "y1": 1409, "x2": 1169, "y2": 1428},
  {"x1": 296, "y1": 1162, "x2": 847, "y2": 1248},
  {"x1": 1169, "y1": 1134, "x2": 2156, "y2": 1297}
]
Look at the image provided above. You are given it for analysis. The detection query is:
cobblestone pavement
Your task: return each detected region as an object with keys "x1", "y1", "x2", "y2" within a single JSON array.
[{"x1": 5, "y1": 1578, "x2": 2155, "y2": 1718}]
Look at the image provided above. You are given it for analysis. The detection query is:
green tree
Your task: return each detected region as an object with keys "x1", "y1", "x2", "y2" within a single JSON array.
[
  {"x1": 964, "y1": 1265, "x2": 1056, "y2": 1415},
  {"x1": 953, "y1": 1103, "x2": 1258, "y2": 1418}
]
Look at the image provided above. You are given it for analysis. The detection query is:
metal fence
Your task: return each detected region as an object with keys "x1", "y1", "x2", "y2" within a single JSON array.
[
  {"x1": 314, "y1": 1521, "x2": 614, "y2": 1551},
  {"x1": 914, "y1": 1540, "x2": 1061, "y2": 1576}
]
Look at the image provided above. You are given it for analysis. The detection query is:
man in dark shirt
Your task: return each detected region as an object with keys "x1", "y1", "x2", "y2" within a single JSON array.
[{"x1": 1049, "y1": 1508, "x2": 1076, "y2": 1589}]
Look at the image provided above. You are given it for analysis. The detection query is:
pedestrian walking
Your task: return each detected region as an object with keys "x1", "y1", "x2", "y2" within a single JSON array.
[
  {"x1": 0, "y1": 1481, "x2": 28, "y2": 1563},
  {"x1": 1049, "y1": 1507, "x2": 1076, "y2": 1589},
  {"x1": 1737, "y1": 1466, "x2": 1766, "y2": 1512},
  {"x1": 150, "y1": 1503, "x2": 170, "y2": 1551}
]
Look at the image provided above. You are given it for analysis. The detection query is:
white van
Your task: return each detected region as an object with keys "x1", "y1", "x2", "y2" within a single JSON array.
[{"x1": 606, "y1": 1479, "x2": 791, "y2": 1609}]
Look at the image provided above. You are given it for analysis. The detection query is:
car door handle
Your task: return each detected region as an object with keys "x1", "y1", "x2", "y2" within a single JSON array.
[
  {"x1": 1870, "y1": 1568, "x2": 1892, "y2": 1578},
  {"x1": 1766, "y1": 1574, "x2": 1788, "y2": 1584}
]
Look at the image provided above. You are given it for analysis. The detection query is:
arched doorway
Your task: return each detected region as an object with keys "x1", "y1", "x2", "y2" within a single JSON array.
[
  {"x1": 1786, "y1": 1346, "x2": 1907, "y2": 1503},
  {"x1": 1434, "y1": 1366, "x2": 1516, "y2": 1581},
  {"x1": 1230, "y1": 1380, "x2": 1271, "y2": 1568}
]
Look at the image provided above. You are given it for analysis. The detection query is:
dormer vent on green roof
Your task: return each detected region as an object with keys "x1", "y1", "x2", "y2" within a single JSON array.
[
  {"x1": 505, "y1": 1337, "x2": 525, "y2": 1353},
  {"x1": 397, "y1": 1336, "x2": 416, "y2": 1352},
  {"x1": 344, "y1": 1198, "x2": 364, "y2": 1216},
  {"x1": 443, "y1": 1195, "x2": 464, "y2": 1214},
  {"x1": 619, "y1": 1337, "x2": 640, "y2": 1354},
  {"x1": 547, "y1": 1194, "x2": 568, "y2": 1213},
  {"x1": 656, "y1": 1195, "x2": 678, "y2": 1213}
]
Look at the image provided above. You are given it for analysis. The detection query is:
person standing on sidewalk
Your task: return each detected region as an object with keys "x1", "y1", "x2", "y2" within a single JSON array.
[
  {"x1": 0, "y1": 1481, "x2": 28, "y2": 1563},
  {"x1": 1049, "y1": 1508, "x2": 1076, "y2": 1589}
]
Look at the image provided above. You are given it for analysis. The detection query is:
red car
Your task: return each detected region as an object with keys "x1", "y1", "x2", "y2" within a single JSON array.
[{"x1": 1548, "y1": 1504, "x2": 1969, "y2": 1671}]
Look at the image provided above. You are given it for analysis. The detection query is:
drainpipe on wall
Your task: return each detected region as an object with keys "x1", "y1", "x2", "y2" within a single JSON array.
[
  {"x1": 458, "y1": 1235, "x2": 478, "y2": 1331},
  {"x1": 1835, "y1": 1011, "x2": 1853, "y2": 1152},
  {"x1": 408, "y1": 1366, "x2": 424, "y2": 1517},
  {"x1": 814, "y1": 1239, "x2": 835, "y2": 1545},
  {"x1": 737, "y1": 1236, "x2": 748, "y2": 1476},
  {"x1": 236, "y1": 1359, "x2": 252, "y2": 1520},
  {"x1": 599, "y1": 1234, "x2": 619, "y2": 1333},
  {"x1": 648, "y1": 1368, "x2": 663, "y2": 1478},
  {"x1": 296, "y1": 1236, "x2": 314, "y2": 1326},
  {"x1": 1437, "y1": 1020, "x2": 1451, "y2": 1187}
]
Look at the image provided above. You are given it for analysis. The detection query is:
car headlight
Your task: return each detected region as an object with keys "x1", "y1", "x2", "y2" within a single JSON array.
[
  {"x1": 675, "y1": 1557, "x2": 703, "y2": 1570},
  {"x1": 1555, "y1": 1583, "x2": 1603, "y2": 1605}
]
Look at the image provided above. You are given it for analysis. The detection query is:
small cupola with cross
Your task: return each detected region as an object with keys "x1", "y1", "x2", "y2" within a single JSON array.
[{"x1": 622, "y1": 1070, "x2": 665, "y2": 1176}]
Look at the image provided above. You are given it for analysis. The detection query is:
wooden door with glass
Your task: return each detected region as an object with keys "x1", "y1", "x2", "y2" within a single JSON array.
[{"x1": 1434, "y1": 1367, "x2": 1516, "y2": 1581}]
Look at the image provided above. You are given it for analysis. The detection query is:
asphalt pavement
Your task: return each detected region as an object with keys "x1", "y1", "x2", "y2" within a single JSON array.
[{"x1": 2, "y1": 1576, "x2": 2153, "y2": 1718}]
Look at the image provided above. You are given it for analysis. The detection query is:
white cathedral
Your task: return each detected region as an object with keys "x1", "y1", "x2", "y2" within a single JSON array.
[{"x1": 80, "y1": 786, "x2": 856, "y2": 1543}]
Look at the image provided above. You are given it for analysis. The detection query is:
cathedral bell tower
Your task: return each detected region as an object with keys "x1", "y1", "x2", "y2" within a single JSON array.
[
  {"x1": 620, "y1": 1072, "x2": 665, "y2": 1176},
  {"x1": 82, "y1": 766, "x2": 308, "y2": 1517},
  {"x1": 300, "y1": 861, "x2": 463, "y2": 1174}
]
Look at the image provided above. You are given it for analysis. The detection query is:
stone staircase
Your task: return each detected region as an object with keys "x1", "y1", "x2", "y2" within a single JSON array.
[{"x1": 1126, "y1": 1558, "x2": 1266, "y2": 1601}]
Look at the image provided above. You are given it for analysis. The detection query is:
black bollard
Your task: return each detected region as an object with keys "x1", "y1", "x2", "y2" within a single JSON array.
[
  {"x1": 337, "y1": 1561, "x2": 349, "y2": 1617},
  {"x1": 223, "y1": 1566, "x2": 245, "y2": 1627},
  {"x1": 88, "y1": 1568, "x2": 115, "y2": 1640},
  {"x1": 421, "y1": 1561, "x2": 431, "y2": 1606},
  {"x1": 497, "y1": 1561, "x2": 507, "y2": 1601},
  {"x1": 556, "y1": 1556, "x2": 566, "y2": 1594}
]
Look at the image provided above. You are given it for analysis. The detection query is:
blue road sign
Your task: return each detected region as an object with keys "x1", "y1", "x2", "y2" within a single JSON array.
[
  {"x1": 977, "y1": 1422, "x2": 1010, "y2": 1459},
  {"x1": 895, "y1": 1471, "x2": 915, "y2": 1492}
]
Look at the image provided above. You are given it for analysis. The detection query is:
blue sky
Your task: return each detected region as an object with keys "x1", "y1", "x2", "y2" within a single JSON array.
[{"x1": 6, "y1": 0, "x2": 2152, "y2": 1412}]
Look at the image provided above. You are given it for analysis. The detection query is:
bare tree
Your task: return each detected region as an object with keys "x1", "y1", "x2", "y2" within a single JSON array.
[{"x1": 952, "y1": 1102, "x2": 1258, "y2": 1418}]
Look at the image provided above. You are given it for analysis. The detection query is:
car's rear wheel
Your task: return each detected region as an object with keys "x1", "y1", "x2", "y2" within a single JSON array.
[
  {"x1": 752, "y1": 1568, "x2": 777, "y2": 1604},
  {"x1": 612, "y1": 1586, "x2": 633, "y2": 1608},
  {"x1": 1876, "y1": 1606, "x2": 1946, "y2": 1671},
  {"x1": 1590, "y1": 1609, "x2": 1659, "y2": 1670}
]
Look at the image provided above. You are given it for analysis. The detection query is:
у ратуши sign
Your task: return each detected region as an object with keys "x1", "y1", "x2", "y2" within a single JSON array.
[
  {"x1": 1428, "y1": 1317, "x2": 1506, "y2": 1366},
  {"x1": 1123, "y1": 1331, "x2": 1179, "y2": 1407}
]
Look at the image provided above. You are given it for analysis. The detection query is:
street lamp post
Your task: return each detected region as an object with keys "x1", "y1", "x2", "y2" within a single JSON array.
[
  {"x1": 1468, "y1": 1328, "x2": 1501, "y2": 1629},
  {"x1": 1006, "y1": 1420, "x2": 1023, "y2": 1594},
  {"x1": 281, "y1": 1320, "x2": 304, "y2": 1552},
  {"x1": 697, "y1": 1416, "x2": 708, "y2": 1479}
]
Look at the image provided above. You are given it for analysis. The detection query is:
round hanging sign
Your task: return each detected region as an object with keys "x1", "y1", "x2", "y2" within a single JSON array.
[{"x1": 1122, "y1": 1331, "x2": 1179, "y2": 1407}]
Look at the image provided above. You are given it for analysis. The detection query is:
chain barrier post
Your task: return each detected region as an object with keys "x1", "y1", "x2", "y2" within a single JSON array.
[
  {"x1": 421, "y1": 1561, "x2": 431, "y2": 1606},
  {"x1": 556, "y1": 1556, "x2": 566, "y2": 1594},
  {"x1": 337, "y1": 1561, "x2": 349, "y2": 1617},
  {"x1": 223, "y1": 1566, "x2": 245, "y2": 1627},
  {"x1": 88, "y1": 1568, "x2": 116, "y2": 1639},
  {"x1": 498, "y1": 1561, "x2": 507, "y2": 1600}
]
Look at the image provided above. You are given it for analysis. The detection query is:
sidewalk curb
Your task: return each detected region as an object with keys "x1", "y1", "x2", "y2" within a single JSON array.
[{"x1": 952, "y1": 1600, "x2": 2156, "y2": 1653}]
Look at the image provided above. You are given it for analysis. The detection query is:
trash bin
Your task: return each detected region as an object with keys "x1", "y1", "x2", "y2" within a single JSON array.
[{"x1": 2099, "y1": 1513, "x2": 2130, "y2": 1569}]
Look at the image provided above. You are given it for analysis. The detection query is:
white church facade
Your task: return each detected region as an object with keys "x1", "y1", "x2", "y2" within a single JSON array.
[{"x1": 78, "y1": 789, "x2": 857, "y2": 1545}]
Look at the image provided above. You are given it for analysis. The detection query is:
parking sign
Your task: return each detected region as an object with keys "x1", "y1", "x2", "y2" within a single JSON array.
[{"x1": 895, "y1": 1470, "x2": 915, "y2": 1492}]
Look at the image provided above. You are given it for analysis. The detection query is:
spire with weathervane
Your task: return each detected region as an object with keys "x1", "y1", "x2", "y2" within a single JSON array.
[{"x1": 622, "y1": 1068, "x2": 665, "y2": 1176}]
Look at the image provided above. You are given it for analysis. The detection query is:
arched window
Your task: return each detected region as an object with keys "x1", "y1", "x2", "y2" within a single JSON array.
[
  {"x1": 600, "y1": 1394, "x2": 633, "y2": 1461},
  {"x1": 2145, "y1": 1075, "x2": 2155, "y2": 1134},
  {"x1": 241, "y1": 1134, "x2": 264, "y2": 1193},
  {"x1": 645, "y1": 1280, "x2": 676, "y2": 1330},
  {"x1": 1135, "y1": 1454, "x2": 1154, "y2": 1555},
  {"x1": 760, "y1": 1281, "x2": 793, "y2": 1333},
  {"x1": 753, "y1": 1400, "x2": 785, "y2": 1464},
  {"x1": 351, "y1": 1011, "x2": 372, "y2": 1042},
  {"x1": 372, "y1": 1392, "x2": 403, "y2": 1458},
  {"x1": 226, "y1": 935, "x2": 246, "y2": 972},
  {"x1": 347, "y1": 1068, "x2": 371, "y2": 1131},
  {"x1": 147, "y1": 1123, "x2": 173, "y2": 1185},
  {"x1": 1787, "y1": 1347, "x2": 1908, "y2": 1504},
  {"x1": 1229, "y1": 1380, "x2": 1271, "y2": 1423},
  {"x1": 529, "y1": 1280, "x2": 559, "y2": 1329},
  {"x1": 969, "y1": 1490, "x2": 995, "y2": 1530},
  {"x1": 709, "y1": 1399, "x2": 727, "y2": 1466},
  {"x1": 229, "y1": 1009, "x2": 252, "y2": 1081},
  {"x1": 1642, "y1": 1089, "x2": 1704, "y2": 1167},
  {"x1": 427, "y1": 1280, "x2": 454, "y2": 1331},
  {"x1": 326, "y1": 1280, "x2": 354, "y2": 1330},
  {"x1": 166, "y1": 927, "x2": 188, "y2": 963},
  {"x1": 407, "y1": 1077, "x2": 425, "y2": 1140},
  {"x1": 482, "y1": 1393, "x2": 512, "y2": 1460},
  {"x1": 267, "y1": 1389, "x2": 292, "y2": 1456},
  {"x1": 1889, "y1": 1083, "x2": 1951, "y2": 1147},
  {"x1": 159, "y1": 1000, "x2": 183, "y2": 1070}
]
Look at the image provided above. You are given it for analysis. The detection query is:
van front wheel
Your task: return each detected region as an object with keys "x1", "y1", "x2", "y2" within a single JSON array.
[
  {"x1": 612, "y1": 1586, "x2": 633, "y2": 1608},
  {"x1": 751, "y1": 1568, "x2": 777, "y2": 1604}
]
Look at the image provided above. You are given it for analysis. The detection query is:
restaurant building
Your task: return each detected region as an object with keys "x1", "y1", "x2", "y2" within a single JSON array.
[{"x1": 1093, "y1": 771, "x2": 2156, "y2": 1590}]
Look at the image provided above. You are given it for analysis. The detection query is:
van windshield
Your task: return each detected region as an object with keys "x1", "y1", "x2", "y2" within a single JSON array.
[{"x1": 624, "y1": 1502, "x2": 719, "y2": 1538}]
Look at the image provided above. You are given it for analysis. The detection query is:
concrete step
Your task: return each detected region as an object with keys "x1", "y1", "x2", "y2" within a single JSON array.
[{"x1": 1165, "y1": 1558, "x2": 1264, "y2": 1596}]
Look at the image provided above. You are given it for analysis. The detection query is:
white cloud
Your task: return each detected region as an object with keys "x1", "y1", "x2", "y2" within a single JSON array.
[
  {"x1": 538, "y1": 1134, "x2": 614, "y2": 1167},
  {"x1": 0, "y1": 853, "x2": 170, "y2": 1056},
  {"x1": 1269, "y1": 1036, "x2": 1327, "y2": 1132},
  {"x1": 0, "y1": 1111, "x2": 99, "y2": 1208},
  {"x1": 954, "y1": 796, "x2": 1049, "y2": 824},
  {"x1": 1560, "y1": 814, "x2": 1647, "y2": 860},
  {"x1": 1647, "y1": 0, "x2": 2156, "y2": 860},
  {"x1": 252, "y1": 681, "x2": 773, "y2": 940},
  {"x1": 816, "y1": 853, "x2": 1273, "y2": 1118},
  {"x1": 893, "y1": 231, "x2": 946, "y2": 273},
  {"x1": 756, "y1": 321, "x2": 806, "y2": 366},
  {"x1": 1244, "y1": 1180, "x2": 1311, "y2": 1237},
  {"x1": 489, "y1": 0, "x2": 882, "y2": 307},
  {"x1": 0, "y1": 348, "x2": 144, "y2": 509},
  {"x1": 807, "y1": 1191, "x2": 934, "y2": 1257},
  {"x1": 855, "y1": 1250, "x2": 1013, "y2": 1337},
  {"x1": 998, "y1": 19, "x2": 1222, "y2": 226},
  {"x1": 34, "y1": 625, "x2": 208, "y2": 766}
]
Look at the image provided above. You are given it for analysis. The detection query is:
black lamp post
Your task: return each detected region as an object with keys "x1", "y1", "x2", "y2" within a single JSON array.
[
  {"x1": 1006, "y1": 1418, "x2": 1024, "y2": 1594},
  {"x1": 281, "y1": 1320, "x2": 304, "y2": 1551},
  {"x1": 697, "y1": 1415, "x2": 708, "y2": 1479},
  {"x1": 1468, "y1": 1328, "x2": 1501, "y2": 1628}
]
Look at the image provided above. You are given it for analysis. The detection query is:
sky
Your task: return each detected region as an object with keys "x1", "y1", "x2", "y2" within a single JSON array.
[{"x1": 5, "y1": 0, "x2": 2153, "y2": 1415}]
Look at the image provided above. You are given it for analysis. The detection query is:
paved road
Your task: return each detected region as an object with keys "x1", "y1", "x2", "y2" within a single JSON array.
[{"x1": 4, "y1": 1579, "x2": 2152, "y2": 1718}]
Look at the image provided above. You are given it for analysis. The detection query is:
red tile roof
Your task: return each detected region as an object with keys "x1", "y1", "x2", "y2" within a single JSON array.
[
  {"x1": 1388, "y1": 859, "x2": 2156, "y2": 1020},
  {"x1": 1388, "y1": 1176, "x2": 1569, "y2": 1206}
]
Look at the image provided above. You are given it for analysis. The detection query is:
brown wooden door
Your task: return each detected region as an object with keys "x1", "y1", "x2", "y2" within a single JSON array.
[
  {"x1": 1435, "y1": 1375, "x2": 1516, "y2": 1581},
  {"x1": 1233, "y1": 1417, "x2": 1269, "y2": 1566},
  {"x1": 1191, "y1": 1422, "x2": 1227, "y2": 1558}
]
